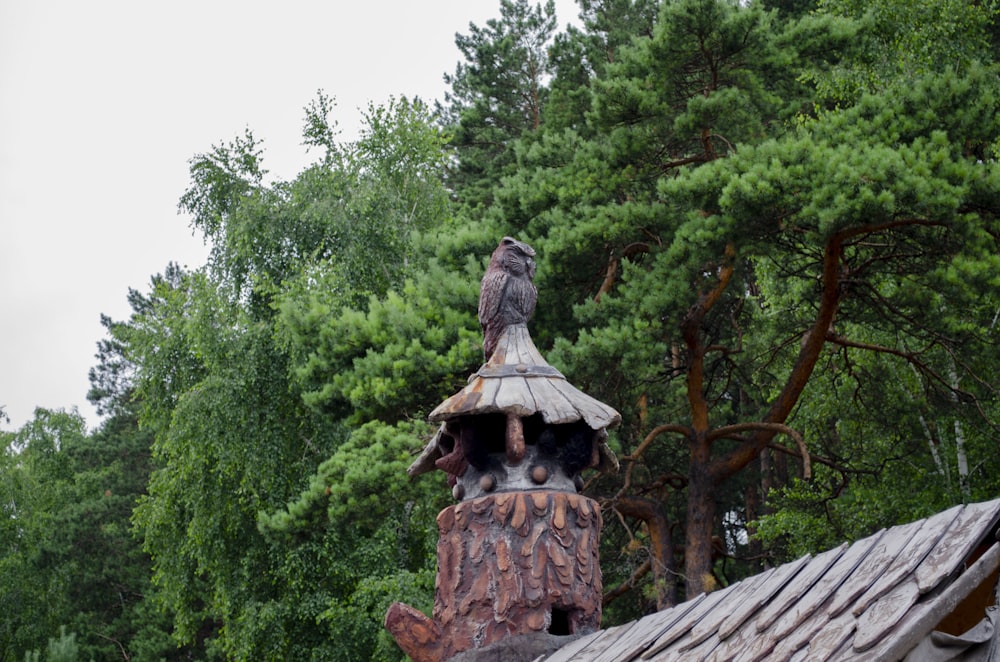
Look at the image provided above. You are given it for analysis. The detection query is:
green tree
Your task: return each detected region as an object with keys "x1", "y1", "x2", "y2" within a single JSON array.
[
  {"x1": 0, "y1": 409, "x2": 83, "y2": 660},
  {"x1": 483, "y1": 0, "x2": 1000, "y2": 607},
  {"x1": 807, "y1": 0, "x2": 1000, "y2": 102},
  {"x1": 124, "y1": 94, "x2": 457, "y2": 660},
  {"x1": 441, "y1": 0, "x2": 560, "y2": 209}
]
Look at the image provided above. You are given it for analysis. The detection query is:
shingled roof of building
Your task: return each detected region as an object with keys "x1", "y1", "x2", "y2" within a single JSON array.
[{"x1": 541, "y1": 497, "x2": 1000, "y2": 662}]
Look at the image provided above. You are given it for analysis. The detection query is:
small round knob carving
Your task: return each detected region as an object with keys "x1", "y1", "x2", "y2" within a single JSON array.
[
  {"x1": 479, "y1": 473, "x2": 497, "y2": 492},
  {"x1": 530, "y1": 465, "x2": 549, "y2": 484}
]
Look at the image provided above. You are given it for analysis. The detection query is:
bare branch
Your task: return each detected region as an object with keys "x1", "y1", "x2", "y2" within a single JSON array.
[
  {"x1": 617, "y1": 423, "x2": 691, "y2": 499},
  {"x1": 709, "y1": 421, "x2": 811, "y2": 479}
]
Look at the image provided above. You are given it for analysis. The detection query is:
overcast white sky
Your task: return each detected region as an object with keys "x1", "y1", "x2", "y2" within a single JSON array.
[{"x1": 0, "y1": 0, "x2": 580, "y2": 432}]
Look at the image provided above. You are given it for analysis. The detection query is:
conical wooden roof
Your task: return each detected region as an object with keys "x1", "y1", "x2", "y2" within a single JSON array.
[{"x1": 428, "y1": 323, "x2": 621, "y2": 431}]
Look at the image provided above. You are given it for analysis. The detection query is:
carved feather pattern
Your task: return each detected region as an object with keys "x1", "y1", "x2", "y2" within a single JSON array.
[{"x1": 428, "y1": 491, "x2": 603, "y2": 658}]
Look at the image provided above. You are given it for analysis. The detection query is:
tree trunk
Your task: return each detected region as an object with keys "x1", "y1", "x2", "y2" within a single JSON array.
[
  {"x1": 948, "y1": 360, "x2": 971, "y2": 499},
  {"x1": 615, "y1": 496, "x2": 678, "y2": 609},
  {"x1": 684, "y1": 436, "x2": 715, "y2": 598}
]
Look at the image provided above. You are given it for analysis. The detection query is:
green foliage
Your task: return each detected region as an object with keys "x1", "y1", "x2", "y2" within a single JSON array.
[
  {"x1": 0, "y1": 407, "x2": 188, "y2": 661},
  {"x1": 23, "y1": 626, "x2": 80, "y2": 662},
  {"x1": 9, "y1": 0, "x2": 1000, "y2": 655},
  {"x1": 441, "y1": 0, "x2": 560, "y2": 208},
  {"x1": 276, "y1": 263, "x2": 482, "y2": 423},
  {"x1": 808, "y1": 0, "x2": 1000, "y2": 102},
  {"x1": 120, "y1": 92, "x2": 461, "y2": 659}
]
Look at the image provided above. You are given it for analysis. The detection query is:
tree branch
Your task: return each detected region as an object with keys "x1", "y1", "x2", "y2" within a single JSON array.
[
  {"x1": 602, "y1": 558, "x2": 651, "y2": 607},
  {"x1": 710, "y1": 232, "x2": 842, "y2": 484},
  {"x1": 708, "y1": 421, "x2": 811, "y2": 479},
  {"x1": 617, "y1": 423, "x2": 691, "y2": 499}
]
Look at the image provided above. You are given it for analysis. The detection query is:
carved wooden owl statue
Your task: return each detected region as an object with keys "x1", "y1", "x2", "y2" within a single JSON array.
[{"x1": 478, "y1": 237, "x2": 537, "y2": 359}]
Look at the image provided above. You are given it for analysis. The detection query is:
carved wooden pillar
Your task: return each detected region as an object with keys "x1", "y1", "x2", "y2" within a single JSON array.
[
  {"x1": 385, "y1": 239, "x2": 619, "y2": 661},
  {"x1": 387, "y1": 491, "x2": 602, "y2": 661}
]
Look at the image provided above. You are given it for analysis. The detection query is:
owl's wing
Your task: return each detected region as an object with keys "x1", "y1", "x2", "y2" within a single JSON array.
[
  {"x1": 478, "y1": 269, "x2": 508, "y2": 327},
  {"x1": 510, "y1": 279, "x2": 537, "y2": 320}
]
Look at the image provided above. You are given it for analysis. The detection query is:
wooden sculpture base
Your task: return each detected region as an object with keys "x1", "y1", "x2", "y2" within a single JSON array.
[{"x1": 385, "y1": 490, "x2": 603, "y2": 662}]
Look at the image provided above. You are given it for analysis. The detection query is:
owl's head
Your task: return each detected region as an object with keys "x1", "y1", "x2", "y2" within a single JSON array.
[{"x1": 496, "y1": 236, "x2": 536, "y2": 278}]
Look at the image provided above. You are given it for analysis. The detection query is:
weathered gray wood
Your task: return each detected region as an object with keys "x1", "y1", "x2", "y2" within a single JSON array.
[
  {"x1": 542, "y1": 498, "x2": 1000, "y2": 662},
  {"x1": 543, "y1": 627, "x2": 621, "y2": 662},
  {"x1": 500, "y1": 324, "x2": 545, "y2": 365},
  {"x1": 754, "y1": 543, "x2": 847, "y2": 633},
  {"x1": 850, "y1": 505, "x2": 962, "y2": 617},
  {"x1": 653, "y1": 632, "x2": 720, "y2": 661},
  {"x1": 852, "y1": 577, "x2": 921, "y2": 652},
  {"x1": 755, "y1": 554, "x2": 812, "y2": 632},
  {"x1": 730, "y1": 622, "x2": 782, "y2": 662},
  {"x1": 474, "y1": 373, "x2": 503, "y2": 412},
  {"x1": 802, "y1": 610, "x2": 857, "y2": 662},
  {"x1": 428, "y1": 322, "x2": 620, "y2": 430},
  {"x1": 493, "y1": 375, "x2": 537, "y2": 416},
  {"x1": 709, "y1": 618, "x2": 756, "y2": 662},
  {"x1": 683, "y1": 574, "x2": 765, "y2": 649},
  {"x1": 915, "y1": 500, "x2": 1000, "y2": 593},
  {"x1": 868, "y1": 542, "x2": 1000, "y2": 662},
  {"x1": 523, "y1": 378, "x2": 580, "y2": 425},
  {"x1": 639, "y1": 592, "x2": 714, "y2": 659},
  {"x1": 769, "y1": 533, "x2": 883, "y2": 644},
  {"x1": 719, "y1": 566, "x2": 784, "y2": 640},
  {"x1": 587, "y1": 605, "x2": 687, "y2": 662},
  {"x1": 564, "y1": 623, "x2": 637, "y2": 660},
  {"x1": 768, "y1": 621, "x2": 818, "y2": 662},
  {"x1": 825, "y1": 519, "x2": 924, "y2": 618},
  {"x1": 787, "y1": 645, "x2": 812, "y2": 662},
  {"x1": 547, "y1": 378, "x2": 619, "y2": 429}
]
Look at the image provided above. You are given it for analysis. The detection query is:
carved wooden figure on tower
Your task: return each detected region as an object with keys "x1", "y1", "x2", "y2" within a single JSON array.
[{"x1": 385, "y1": 237, "x2": 620, "y2": 662}]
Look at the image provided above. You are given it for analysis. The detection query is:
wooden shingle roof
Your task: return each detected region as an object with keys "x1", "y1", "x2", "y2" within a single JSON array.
[
  {"x1": 542, "y1": 498, "x2": 1000, "y2": 662},
  {"x1": 428, "y1": 323, "x2": 621, "y2": 431}
]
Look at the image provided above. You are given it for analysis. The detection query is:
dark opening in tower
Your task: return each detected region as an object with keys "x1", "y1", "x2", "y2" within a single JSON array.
[{"x1": 549, "y1": 607, "x2": 572, "y2": 636}]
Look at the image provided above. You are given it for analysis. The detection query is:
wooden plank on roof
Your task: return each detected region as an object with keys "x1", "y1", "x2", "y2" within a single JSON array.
[
  {"x1": 524, "y1": 378, "x2": 580, "y2": 425},
  {"x1": 543, "y1": 626, "x2": 624, "y2": 662},
  {"x1": 642, "y1": 591, "x2": 725, "y2": 660},
  {"x1": 682, "y1": 574, "x2": 765, "y2": 649},
  {"x1": 768, "y1": 569, "x2": 876, "y2": 662},
  {"x1": 915, "y1": 498, "x2": 1000, "y2": 594},
  {"x1": 542, "y1": 630, "x2": 605, "y2": 662},
  {"x1": 587, "y1": 604, "x2": 687, "y2": 662},
  {"x1": 714, "y1": 566, "x2": 777, "y2": 640},
  {"x1": 566, "y1": 622, "x2": 639, "y2": 660},
  {"x1": 729, "y1": 622, "x2": 783, "y2": 662},
  {"x1": 768, "y1": 618, "x2": 820, "y2": 662},
  {"x1": 787, "y1": 646, "x2": 812, "y2": 662},
  {"x1": 800, "y1": 610, "x2": 857, "y2": 662},
  {"x1": 493, "y1": 375, "x2": 537, "y2": 416},
  {"x1": 706, "y1": 614, "x2": 765, "y2": 662},
  {"x1": 547, "y1": 378, "x2": 619, "y2": 429},
  {"x1": 754, "y1": 543, "x2": 847, "y2": 633},
  {"x1": 507, "y1": 324, "x2": 543, "y2": 365},
  {"x1": 754, "y1": 554, "x2": 812, "y2": 632},
  {"x1": 825, "y1": 634, "x2": 858, "y2": 662},
  {"x1": 850, "y1": 504, "x2": 962, "y2": 617},
  {"x1": 475, "y1": 375, "x2": 503, "y2": 412},
  {"x1": 639, "y1": 592, "x2": 715, "y2": 659},
  {"x1": 768, "y1": 532, "x2": 883, "y2": 644},
  {"x1": 867, "y1": 541, "x2": 1000, "y2": 662},
  {"x1": 852, "y1": 577, "x2": 920, "y2": 652},
  {"x1": 825, "y1": 518, "x2": 924, "y2": 618},
  {"x1": 651, "y1": 632, "x2": 721, "y2": 662}
]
